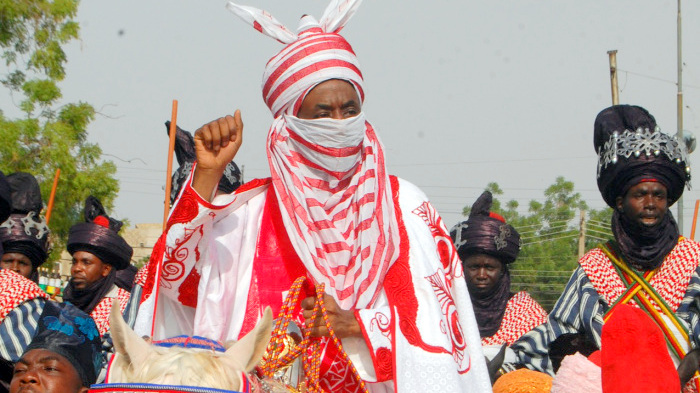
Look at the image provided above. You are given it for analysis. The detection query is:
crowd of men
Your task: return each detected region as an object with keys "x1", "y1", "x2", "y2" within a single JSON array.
[{"x1": 2, "y1": 1, "x2": 700, "y2": 393}]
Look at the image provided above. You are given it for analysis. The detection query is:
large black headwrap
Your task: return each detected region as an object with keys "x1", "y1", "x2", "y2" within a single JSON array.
[
  {"x1": 595, "y1": 105, "x2": 689, "y2": 270},
  {"x1": 450, "y1": 191, "x2": 521, "y2": 264},
  {"x1": 66, "y1": 196, "x2": 132, "y2": 270},
  {"x1": 0, "y1": 173, "x2": 49, "y2": 270},
  {"x1": 166, "y1": 121, "x2": 242, "y2": 204},
  {"x1": 25, "y1": 301, "x2": 102, "y2": 387},
  {"x1": 0, "y1": 171, "x2": 10, "y2": 225},
  {"x1": 450, "y1": 191, "x2": 521, "y2": 337},
  {"x1": 595, "y1": 105, "x2": 690, "y2": 208}
]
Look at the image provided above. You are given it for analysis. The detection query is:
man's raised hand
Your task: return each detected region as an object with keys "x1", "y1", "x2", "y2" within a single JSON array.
[{"x1": 192, "y1": 110, "x2": 243, "y2": 201}]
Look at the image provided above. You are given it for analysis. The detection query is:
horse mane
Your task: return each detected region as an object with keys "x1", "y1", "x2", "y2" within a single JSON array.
[
  {"x1": 113, "y1": 345, "x2": 241, "y2": 389},
  {"x1": 108, "y1": 301, "x2": 272, "y2": 391}
]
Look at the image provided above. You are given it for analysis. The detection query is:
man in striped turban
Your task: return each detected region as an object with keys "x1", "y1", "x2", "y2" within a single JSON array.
[{"x1": 134, "y1": 1, "x2": 491, "y2": 392}]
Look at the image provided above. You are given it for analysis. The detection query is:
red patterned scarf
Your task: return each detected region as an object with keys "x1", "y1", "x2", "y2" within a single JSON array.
[{"x1": 267, "y1": 113, "x2": 399, "y2": 309}]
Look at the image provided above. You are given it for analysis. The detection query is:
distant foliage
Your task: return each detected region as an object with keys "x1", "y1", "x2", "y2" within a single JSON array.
[
  {"x1": 461, "y1": 177, "x2": 613, "y2": 310},
  {"x1": 0, "y1": 0, "x2": 118, "y2": 261}
]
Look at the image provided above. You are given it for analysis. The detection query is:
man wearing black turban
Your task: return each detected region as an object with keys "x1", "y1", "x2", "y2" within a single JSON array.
[
  {"x1": 0, "y1": 270, "x2": 102, "y2": 393},
  {"x1": 0, "y1": 173, "x2": 50, "y2": 282},
  {"x1": 450, "y1": 191, "x2": 547, "y2": 362},
  {"x1": 62, "y1": 196, "x2": 134, "y2": 337},
  {"x1": 509, "y1": 105, "x2": 700, "y2": 388}
]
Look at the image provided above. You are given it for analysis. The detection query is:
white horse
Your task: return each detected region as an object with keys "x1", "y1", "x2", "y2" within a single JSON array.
[{"x1": 106, "y1": 300, "x2": 272, "y2": 391}]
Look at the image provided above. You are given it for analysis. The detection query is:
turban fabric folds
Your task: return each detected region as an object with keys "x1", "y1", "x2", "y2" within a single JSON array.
[
  {"x1": 595, "y1": 105, "x2": 688, "y2": 269},
  {"x1": 25, "y1": 301, "x2": 103, "y2": 387},
  {"x1": 165, "y1": 121, "x2": 242, "y2": 205},
  {"x1": 67, "y1": 196, "x2": 132, "y2": 270},
  {"x1": 226, "y1": 0, "x2": 400, "y2": 310},
  {"x1": 595, "y1": 105, "x2": 690, "y2": 208},
  {"x1": 227, "y1": 1, "x2": 365, "y2": 118},
  {"x1": 0, "y1": 172, "x2": 50, "y2": 270},
  {"x1": 0, "y1": 172, "x2": 10, "y2": 225},
  {"x1": 450, "y1": 191, "x2": 521, "y2": 264},
  {"x1": 450, "y1": 191, "x2": 520, "y2": 337}
]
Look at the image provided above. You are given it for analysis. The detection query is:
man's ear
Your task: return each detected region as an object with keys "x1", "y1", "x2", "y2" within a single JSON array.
[
  {"x1": 102, "y1": 263, "x2": 113, "y2": 277},
  {"x1": 79, "y1": 387, "x2": 89, "y2": 393},
  {"x1": 615, "y1": 196, "x2": 624, "y2": 212}
]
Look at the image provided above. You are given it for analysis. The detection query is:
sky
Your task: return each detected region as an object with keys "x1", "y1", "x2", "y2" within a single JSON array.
[{"x1": 5, "y1": 0, "x2": 700, "y2": 235}]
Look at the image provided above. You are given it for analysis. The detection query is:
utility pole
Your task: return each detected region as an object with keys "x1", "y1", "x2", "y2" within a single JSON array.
[
  {"x1": 677, "y1": 0, "x2": 684, "y2": 233},
  {"x1": 578, "y1": 209, "x2": 586, "y2": 259},
  {"x1": 608, "y1": 50, "x2": 620, "y2": 105}
]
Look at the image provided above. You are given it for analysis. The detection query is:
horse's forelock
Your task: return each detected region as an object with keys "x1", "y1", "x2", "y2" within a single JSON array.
[{"x1": 117, "y1": 346, "x2": 242, "y2": 390}]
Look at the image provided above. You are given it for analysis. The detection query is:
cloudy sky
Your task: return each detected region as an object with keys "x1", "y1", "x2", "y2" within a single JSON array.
[{"x1": 6, "y1": 1, "x2": 700, "y2": 234}]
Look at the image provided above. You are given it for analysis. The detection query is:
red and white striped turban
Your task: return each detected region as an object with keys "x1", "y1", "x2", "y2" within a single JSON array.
[{"x1": 227, "y1": 0, "x2": 365, "y2": 118}]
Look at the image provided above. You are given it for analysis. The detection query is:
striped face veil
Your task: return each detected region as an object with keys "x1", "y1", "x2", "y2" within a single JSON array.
[{"x1": 228, "y1": 1, "x2": 400, "y2": 309}]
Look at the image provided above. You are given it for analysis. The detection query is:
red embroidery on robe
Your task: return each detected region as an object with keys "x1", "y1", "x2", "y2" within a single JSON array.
[
  {"x1": 412, "y1": 201, "x2": 458, "y2": 277},
  {"x1": 166, "y1": 188, "x2": 200, "y2": 232},
  {"x1": 137, "y1": 233, "x2": 166, "y2": 303},
  {"x1": 177, "y1": 267, "x2": 201, "y2": 308}
]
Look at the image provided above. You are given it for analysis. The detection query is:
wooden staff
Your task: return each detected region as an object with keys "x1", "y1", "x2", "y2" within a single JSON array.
[
  {"x1": 162, "y1": 100, "x2": 179, "y2": 229},
  {"x1": 45, "y1": 168, "x2": 61, "y2": 225},
  {"x1": 153, "y1": 100, "x2": 178, "y2": 338},
  {"x1": 691, "y1": 200, "x2": 700, "y2": 240}
]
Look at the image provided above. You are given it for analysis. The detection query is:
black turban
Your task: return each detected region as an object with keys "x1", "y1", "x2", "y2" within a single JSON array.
[
  {"x1": 67, "y1": 196, "x2": 132, "y2": 270},
  {"x1": 0, "y1": 172, "x2": 49, "y2": 269},
  {"x1": 25, "y1": 301, "x2": 102, "y2": 387},
  {"x1": 450, "y1": 191, "x2": 521, "y2": 264},
  {"x1": 0, "y1": 171, "x2": 10, "y2": 224},
  {"x1": 166, "y1": 121, "x2": 242, "y2": 204},
  {"x1": 595, "y1": 105, "x2": 690, "y2": 208}
]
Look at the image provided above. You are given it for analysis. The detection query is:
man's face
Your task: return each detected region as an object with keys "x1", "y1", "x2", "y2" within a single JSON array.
[
  {"x1": 1, "y1": 253, "x2": 33, "y2": 279},
  {"x1": 70, "y1": 251, "x2": 111, "y2": 290},
  {"x1": 616, "y1": 182, "x2": 669, "y2": 227},
  {"x1": 10, "y1": 349, "x2": 87, "y2": 393},
  {"x1": 296, "y1": 79, "x2": 361, "y2": 120},
  {"x1": 463, "y1": 253, "x2": 504, "y2": 297}
]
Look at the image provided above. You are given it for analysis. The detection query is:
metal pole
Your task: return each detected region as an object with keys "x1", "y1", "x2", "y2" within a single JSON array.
[
  {"x1": 677, "y1": 0, "x2": 684, "y2": 233},
  {"x1": 607, "y1": 50, "x2": 619, "y2": 105}
]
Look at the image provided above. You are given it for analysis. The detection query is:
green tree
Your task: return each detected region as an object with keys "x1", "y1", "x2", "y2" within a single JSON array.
[
  {"x1": 461, "y1": 177, "x2": 613, "y2": 310},
  {"x1": 0, "y1": 0, "x2": 118, "y2": 261}
]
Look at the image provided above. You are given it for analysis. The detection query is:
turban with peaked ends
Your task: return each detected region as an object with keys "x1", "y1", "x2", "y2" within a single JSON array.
[
  {"x1": 595, "y1": 105, "x2": 690, "y2": 208},
  {"x1": 226, "y1": 0, "x2": 399, "y2": 310},
  {"x1": 67, "y1": 196, "x2": 133, "y2": 270},
  {"x1": 450, "y1": 191, "x2": 521, "y2": 264},
  {"x1": 228, "y1": 1, "x2": 365, "y2": 118}
]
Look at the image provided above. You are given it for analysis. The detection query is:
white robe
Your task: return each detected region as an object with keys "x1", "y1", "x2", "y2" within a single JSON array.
[{"x1": 134, "y1": 175, "x2": 491, "y2": 393}]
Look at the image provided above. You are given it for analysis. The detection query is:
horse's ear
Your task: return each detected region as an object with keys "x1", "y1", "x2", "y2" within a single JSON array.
[
  {"x1": 110, "y1": 299, "x2": 155, "y2": 368},
  {"x1": 224, "y1": 306, "x2": 273, "y2": 372}
]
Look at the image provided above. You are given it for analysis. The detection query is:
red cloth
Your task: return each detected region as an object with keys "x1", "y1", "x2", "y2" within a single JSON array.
[{"x1": 601, "y1": 304, "x2": 679, "y2": 393}]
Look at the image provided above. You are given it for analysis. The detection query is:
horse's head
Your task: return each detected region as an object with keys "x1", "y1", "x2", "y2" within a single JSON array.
[{"x1": 107, "y1": 301, "x2": 272, "y2": 391}]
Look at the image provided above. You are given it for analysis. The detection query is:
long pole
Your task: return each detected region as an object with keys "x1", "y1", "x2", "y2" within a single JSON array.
[
  {"x1": 578, "y1": 209, "x2": 586, "y2": 259},
  {"x1": 45, "y1": 168, "x2": 60, "y2": 225},
  {"x1": 691, "y1": 200, "x2": 699, "y2": 240},
  {"x1": 608, "y1": 50, "x2": 619, "y2": 105},
  {"x1": 152, "y1": 100, "x2": 178, "y2": 338},
  {"x1": 162, "y1": 100, "x2": 178, "y2": 229},
  {"x1": 677, "y1": 0, "x2": 684, "y2": 233}
]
